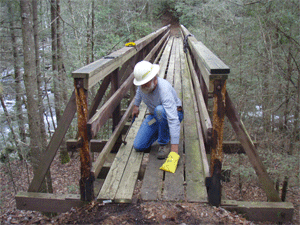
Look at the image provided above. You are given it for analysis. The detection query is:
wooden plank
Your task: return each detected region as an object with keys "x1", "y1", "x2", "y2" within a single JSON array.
[
  {"x1": 16, "y1": 192, "x2": 84, "y2": 213},
  {"x1": 165, "y1": 37, "x2": 176, "y2": 85},
  {"x1": 225, "y1": 92, "x2": 281, "y2": 202},
  {"x1": 162, "y1": 41, "x2": 185, "y2": 201},
  {"x1": 190, "y1": 72, "x2": 210, "y2": 178},
  {"x1": 222, "y1": 200, "x2": 294, "y2": 222},
  {"x1": 66, "y1": 139, "x2": 107, "y2": 152},
  {"x1": 153, "y1": 35, "x2": 170, "y2": 64},
  {"x1": 186, "y1": 50, "x2": 212, "y2": 144},
  {"x1": 162, "y1": 126, "x2": 185, "y2": 201},
  {"x1": 72, "y1": 25, "x2": 170, "y2": 89},
  {"x1": 140, "y1": 145, "x2": 163, "y2": 201},
  {"x1": 182, "y1": 53, "x2": 207, "y2": 203},
  {"x1": 28, "y1": 92, "x2": 77, "y2": 192},
  {"x1": 114, "y1": 145, "x2": 144, "y2": 203},
  {"x1": 158, "y1": 37, "x2": 174, "y2": 79},
  {"x1": 97, "y1": 103, "x2": 147, "y2": 201},
  {"x1": 91, "y1": 99, "x2": 135, "y2": 178}
]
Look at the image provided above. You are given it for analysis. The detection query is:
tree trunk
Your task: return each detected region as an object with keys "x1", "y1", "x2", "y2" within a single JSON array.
[
  {"x1": 7, "y1": 2, "x2": 26, "y2": 144},
  {"x1": 56, "y1": 0, "x2": 70, "y2": 164},
  {"x1": 32, "y1": 0, "x2": 54, "y2": 192},
  {"x1": 51, "y1": 0, "x2": 61, "y2": 123},
  {"x1": 20, "y1": 0, "x2": 42, "y2": 171}
]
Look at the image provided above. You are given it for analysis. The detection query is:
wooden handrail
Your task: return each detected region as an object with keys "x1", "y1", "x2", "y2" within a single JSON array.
[
  {"x1": 87, "y1": 30, "x2": 170, "y2": 139},
  {"x1": 180, "y1": 25, "x2": 230, "y2": 90},
  {"x1": 72, "y1": 25, "x2": 170, "y2": 90}
]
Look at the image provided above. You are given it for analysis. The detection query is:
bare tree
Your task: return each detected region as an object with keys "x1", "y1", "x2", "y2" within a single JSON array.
[
  {"x1": 7, "y1": 1, "x2": 26, "y2": 144},
  {"x1": 20, "y1": 0, "x2": 53, "y2": 193}
]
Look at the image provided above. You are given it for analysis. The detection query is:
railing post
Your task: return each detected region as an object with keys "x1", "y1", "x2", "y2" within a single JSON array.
[
  {"x1": 111, "y1": 69, "x2": 122, "y2": 152},
  {"x1": 74, "y1": 78, "x2": 94, "y2": 201},
  {"x1": 210, "y1": 79, "x2": 227, "y2": 176}
]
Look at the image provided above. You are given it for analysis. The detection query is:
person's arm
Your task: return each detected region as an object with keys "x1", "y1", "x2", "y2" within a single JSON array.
[
  {"x1": 132, "y1": 87, "x2": 142, "y2": 118},
  {"x1": 132, "y1": 105, "x2": 139, "y2": 118}
]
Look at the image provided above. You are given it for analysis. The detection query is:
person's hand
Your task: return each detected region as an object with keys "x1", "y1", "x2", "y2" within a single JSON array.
[
  {"x1": 171, "y1": 144, "x2": 179, "y2": 154},
  {"x1": 132, "y1": 105, "x2": 139, "y2": 118}
]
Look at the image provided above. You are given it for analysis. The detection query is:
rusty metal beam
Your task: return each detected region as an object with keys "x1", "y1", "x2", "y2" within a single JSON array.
[{"x1": 74, "y1": 78, "x2": 94, "y2": 201}]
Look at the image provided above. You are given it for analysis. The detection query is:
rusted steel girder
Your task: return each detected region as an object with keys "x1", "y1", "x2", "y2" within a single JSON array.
[
  {"x1": 74, "y1": 78, "x2": 94, "y2": 201},
  {"x1": 210, "y1": 79, "x2": 227, "y2": 176}
]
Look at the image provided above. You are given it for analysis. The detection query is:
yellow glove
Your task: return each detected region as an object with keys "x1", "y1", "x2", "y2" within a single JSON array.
[
  {"x1": 160, "y1": 152, "x2": 180, "y2": 173},
  {"x1": 125, "y1": 42, "x2": 136, "y2": 47}
]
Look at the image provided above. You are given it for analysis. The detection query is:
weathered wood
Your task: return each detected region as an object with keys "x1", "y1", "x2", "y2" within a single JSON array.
[
  {"x1": 88, "y1": 74, "x2": 134, "y2": 139},
  {"x1": 143, "y1": 30, "x2": 170, "y2": 63},
  {"x1": 186, "y1": 49, "x2": 212, "y2": 144},
  {"x1": 222, "y1": 200, "x2": 294, "y2": 222},
  {"x1": 28, "y1": 91, "x2": 77, "y2": 192},
  {"x1": 163, "y1": 126, "x2": 185, "y2": 201},
  {"x1": 91, "y1": 99, "x2": 135, "y2": 179},
  {"x1": 140, "y1": 145, "x2": 164, "y2": 201},
  {"x1": 225, "y1": 92, "x2": 281, "y2": 202},
  {"x1": 153, "y1": 35, "x2": 170, "y2": 64},
  {"x1": 165, "y1": 37, "x2": 176, "y2": 85},
  {"x1": 210, "y1": 80, "x2": 226, "y2": 176},
  {"x1": 114, "y1": 145, "x2": 144, "y2": 203},
  {"x1": 97, "y1": 103, "x2": 147, "y2": 201},
  {"x1": 16, "y1": 192, "x2": 84, "y2": 213},
  {"x1": 181, "y1": 25, "x2": 229, "y2": 90},
  {"x1": 182, "y1": 52, "x2": 207, "y2": 203},
  {"x1": 158, "y1": 37, "x2": 174, "y2": 78},
  {"x1": 162, "y1": 41, "x2": 185, "y2": 201},
  {"x1": 180, "y1": 25, "x2": 230, "y2": 75},
  {"x1": 88, "y1": 33, "x2": 167, "y2": 139},
  {"x1": 72, "y1": 25, "x2": 170, "y2": 89},
  {"x1": 88, "y1": 75, "x2": 111, "y2": 119},
  {"x1": 190, "y1": 72, "x2": 210, "y2": 178},
  {"x1": 74, "y1": 79, "x2": 94, "y2": 201},
  {"x1": 67, "y1": 139, "x2": 107, "y2": 152}
]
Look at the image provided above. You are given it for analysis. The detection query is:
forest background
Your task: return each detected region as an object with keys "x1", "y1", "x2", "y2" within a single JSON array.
[{"x1": 0, "y1": 0, "x2": 299, "y2": 223}]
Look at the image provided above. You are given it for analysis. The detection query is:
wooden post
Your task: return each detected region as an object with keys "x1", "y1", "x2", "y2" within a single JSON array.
[
  {"x1": 74, "y1": 78, "x2": 94, "y2": 201},
  {"x1": 210, "y1": 79, "x2": 227, "y2": 175},
  {"x1": 111, "y1": 69, "x2": 122, "y2": 152}
]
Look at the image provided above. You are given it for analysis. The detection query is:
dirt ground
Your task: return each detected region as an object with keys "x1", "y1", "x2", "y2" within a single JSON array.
[{"x1": 0, "y1": 152, "x2": 299, "y2": 225}]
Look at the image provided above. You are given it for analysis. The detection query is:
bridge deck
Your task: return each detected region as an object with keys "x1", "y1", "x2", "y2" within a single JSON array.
[{"x1": 96, "y1": 35, "x2": 208, "y2": 203}]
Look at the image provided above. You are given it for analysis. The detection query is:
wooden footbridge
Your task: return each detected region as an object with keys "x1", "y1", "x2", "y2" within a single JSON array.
[{"x1": 16, "y1": 25, "x2": 294, "y2": 222}]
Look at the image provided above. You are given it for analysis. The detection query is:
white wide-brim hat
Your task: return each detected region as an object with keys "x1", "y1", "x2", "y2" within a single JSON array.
[{"x1": 133, "y1": 61, "x2": 160, "y2": 86}]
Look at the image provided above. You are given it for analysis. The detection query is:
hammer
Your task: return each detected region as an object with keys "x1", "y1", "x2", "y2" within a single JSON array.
[{"x1": 122, "y1": 115, "x2": 136, "y2": 145}]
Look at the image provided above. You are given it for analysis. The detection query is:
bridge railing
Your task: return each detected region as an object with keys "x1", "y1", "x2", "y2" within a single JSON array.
[
  {"x1": 181, "y1": 25, "x2": 230, "y2": 174},
  {"x1": 25, "y1": 25, "x2": 170, "y2": 201}
]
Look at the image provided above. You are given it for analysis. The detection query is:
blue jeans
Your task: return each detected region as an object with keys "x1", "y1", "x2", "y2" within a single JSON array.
[{"x1": 133, "y1": 105, "x2": 184, "y2": 152}]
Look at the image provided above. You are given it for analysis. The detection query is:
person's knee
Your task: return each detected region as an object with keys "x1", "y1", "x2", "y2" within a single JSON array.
[
  {"x1": 154, "y1": 105, "x2": 165, "y2": 120},
  {"x1": 133, "y1": 139, "x2": 145, "y2": 152}
]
